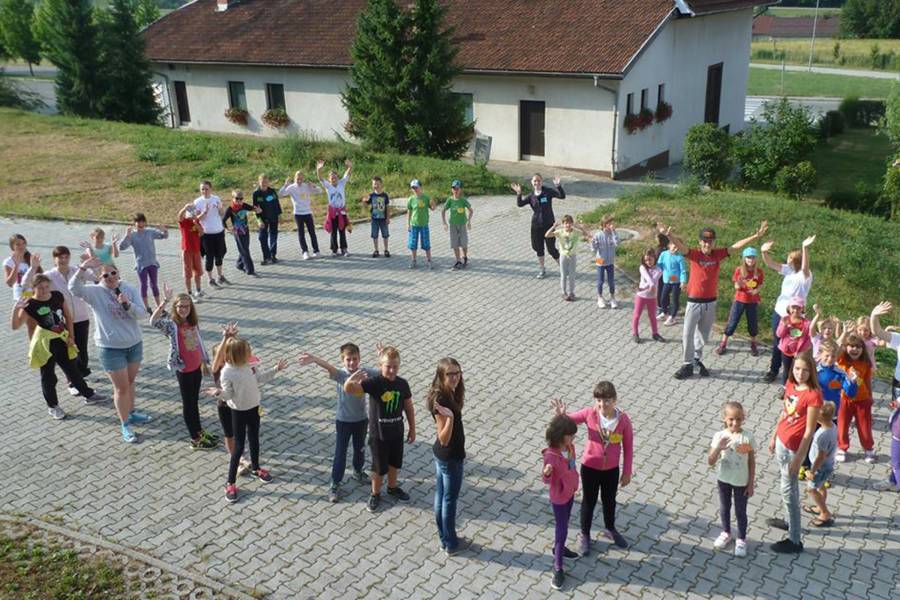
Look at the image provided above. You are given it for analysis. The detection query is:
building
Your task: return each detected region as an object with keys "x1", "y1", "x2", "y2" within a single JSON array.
[
  {"x1": 752, "y1": 15, "x2": 841, "y2": 40},
  {"x1": 144, "y1": 0, "x2": 769, "y2": 178}
]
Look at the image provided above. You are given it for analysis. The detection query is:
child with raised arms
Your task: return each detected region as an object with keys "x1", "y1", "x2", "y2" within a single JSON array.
[
  {"x1": 632, "y1": 247, "x2": 663, "y2": 343},
  {"x1": 835, "y1": 334, "x2": 875, "y2": 463},
  {"x1": 545, "y1": 215, "x2": 591, "y2": 302},
  {"x1": 716, "y1": 247, "x2": 764, "y2": 356},
  {"x1": 280, "y1": 170, "x2": 322, "y2": 260},
  {"x1": 542, "y1": 414, "x2": 579, "y2": 591},
  {"x1": 118, "y1": 212, "x2": 168, "y2": 311}
]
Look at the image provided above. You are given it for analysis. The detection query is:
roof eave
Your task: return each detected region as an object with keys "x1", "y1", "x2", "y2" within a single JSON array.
[{"x1": 621, "y1": 8, "x2": 677, "y2": 77}]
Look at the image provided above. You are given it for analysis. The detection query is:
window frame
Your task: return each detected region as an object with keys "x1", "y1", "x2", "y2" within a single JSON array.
[
  {"x1": 265, "y1": 83, "x2": 285, "y2": 111},
  {"x1": 227, "y1": 81, "x2": 247, "y2": 111}
]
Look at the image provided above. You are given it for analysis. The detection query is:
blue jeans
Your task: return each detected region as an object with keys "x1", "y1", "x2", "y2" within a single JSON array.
[
  {"x1": 776, "y1": 438, "x2": 801, "y2": 544},
  {"x1": 724, "y1": 300, "x2": 759, "y2": 337},
  {"x1": 596, "y1": 264, "x2": 615, "y2": 296},
  {"x1": 434, "y1": 457, "x2": 464, "y2": 550},
  {"x1": 258, "y1": 219, "x2": 278, "y2": 259},
  {"x1": 332, "y1": 419, "x2": 367, "y2": 486},
  {"x1": 768, "y1": 311, "x2": 783, "y2": 375}
]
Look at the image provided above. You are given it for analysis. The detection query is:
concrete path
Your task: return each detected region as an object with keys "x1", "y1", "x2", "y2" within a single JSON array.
[{"x1": 751, "y1": 63, "x2": 900, "y2": 80}]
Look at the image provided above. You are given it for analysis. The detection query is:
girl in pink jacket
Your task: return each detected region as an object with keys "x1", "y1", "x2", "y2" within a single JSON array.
[
  {"x1": 776, "y1": 296, "x2": 812, "y2": 386},
  {"x1": 542, "y1": 414, "x2": 579, "y2": 591},
  {"x1": 553, "y1": 380, "x2": 633, "y2": 557}
]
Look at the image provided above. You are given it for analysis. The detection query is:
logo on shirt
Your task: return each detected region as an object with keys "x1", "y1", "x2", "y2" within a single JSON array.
[
  {"x1": 784, "y1": 394, "x2": 799, "y2": 417},
  {"x1": 381, "y1": 390, "x2": 401, "y2": 413}
]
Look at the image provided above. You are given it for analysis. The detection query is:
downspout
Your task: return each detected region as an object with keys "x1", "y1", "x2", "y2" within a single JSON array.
[
  {"x1": 594, "y1": 75, "x2": 619, "y2": 178},
  {"x1": 152, "y1": 70, "x2": 176, "y2": 128}
]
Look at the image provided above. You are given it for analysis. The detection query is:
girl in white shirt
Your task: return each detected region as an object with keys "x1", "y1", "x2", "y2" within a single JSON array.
[{"x1": 279, "y1": 170, "x2": 322, "y2": 259}]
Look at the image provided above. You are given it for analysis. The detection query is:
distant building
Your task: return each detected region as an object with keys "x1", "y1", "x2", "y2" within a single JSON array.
[{"x1": 752, "y1": 15, "x2": 842, "y2": 40}]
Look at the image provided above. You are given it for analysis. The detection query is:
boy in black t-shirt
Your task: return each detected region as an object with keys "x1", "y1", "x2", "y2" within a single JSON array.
[
  {"x1": 345, "y1": 345, "x2": 415, "y2": 513},
  {"x1": 362, "y1": 176, "x2": 391, "y2": 258}
]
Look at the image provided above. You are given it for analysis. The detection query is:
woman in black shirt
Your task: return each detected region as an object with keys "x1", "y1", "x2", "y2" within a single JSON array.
[{"x1": 512, "y1": 173, "x2": 566, "y2": 279}]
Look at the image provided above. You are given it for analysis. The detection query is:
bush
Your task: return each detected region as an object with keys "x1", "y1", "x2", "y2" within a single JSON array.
[
  {"x1": 825, "y1": 181, "x2": 893, "y2": 219},
  {"x1": 883, "y1": 160, "x2": 900, "y2": 219},
  {"x1": 840, "y1": 95, "x2": 885, "y2": 127},
  {"x1": 774, "y1": 161, "x2": 817, "y2": 200},
  {"x1": 683, "y1": 123, "x2": 734, "y2": 189},
  {"x1": 821, "y1": 110, "x2": 846, "y2": 138}
]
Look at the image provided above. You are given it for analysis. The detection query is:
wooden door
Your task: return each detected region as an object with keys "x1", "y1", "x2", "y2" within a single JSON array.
[
  {"x1": 705, "y1": 63, "x2": 723, "y2": 125},
  {"x1": 520, "y1": 101, "x2": 545, "y2": 158}
]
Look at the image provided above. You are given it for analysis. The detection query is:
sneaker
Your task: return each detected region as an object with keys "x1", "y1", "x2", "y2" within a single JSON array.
[
  {"x1": 734, "y1": 539, "x2": 748, "y2": 557},
  {"x1": 762, "y1": 371, "x2": 778, "y2": 383},
  {"x1": 128, "y1": 410, "x2": 152, "y2": 424},
  {"x1": 372, "y1": 251, "x2": 380, "y2": 258},
  {"x1": 864, "y1": 450, "x2": 877, "y2": 464},
  {"x1": 218, "y1": 275, "x2": 230, "y2": 284},
  {"x1": 713, "y1": 531, "x2": 733, "y2": 550},
  {"x1": 196, "y1": 289, "x2": 206, "y2": 298},
  {"x1": 451, "y1": 261, "x2": 461, "y2": 271},
  {"x1": 237, "y1": 458, "x2": 252, "y2": 477},
  {"x1": 209, "y1": 279, "x2": 220, "y2": 288},
  {"x1": 427, "y1": 261, "x2": 433, "y2": 270},
  {"x1": 765, "y1": 517, "x2": 789, "y2": 531},
  {"x1": 835, "y1": 450, "x2": 846, "y2": 463},
  {"x1": 445, "y1": 537, "x2": 473, "y2": 556},
  {"x1": 190, "y1": 291, "x2": 202, "y2": 301},
  {"x1": 121, "y1": 422, "x2": 137, "y2": 443},
  {"x1": 632, "y1": 334, "x2": 642, "y2": 344},
  {"x1": 673, "y1": 364, "x2": 693, "y2": 380},
  {"x1": 225, "y1": 484, "x2": 238, "y2": 503},
  {"x1": 341, "y1": 251, "x2": 348, "y2": 257},
  {"x1": 565, "y1": 294, "x2": 574, "y2": 302},
  {"x1": 191, "y1": 436, "x2": 217, "y2": 450},
  {"x1": 750, "y1": 342, "x2": 760, "y2": 357},
  {"x1": 664, "y1": 316, "x2": 676, "y2": 326},
  {"x1": 597, "y1": 296, "x2": 607, "y2": 309},
  {"x1": 656, "y1": 310, "x2": 665, "y2": 319},
  {"x1": 367, "y1": 494, "x2": 381, "y2": 513},
  {"x1": 200, "y1": 430, "x2": 219, "y2": 443},
  {"x1": 562, "y1": 546, "x2": 578, "y2": 559},
  {"x1": 609, "y1": 298, "x2": 619, "y2": 309},
  {"x1": 715, "y1": 342, "x2": 727, "y2": 356},
  {"x1": 695, "y1": 360, "x2": 710, "y2": 377},
  {"x1": 409, "y1": 260, "x2": 417, "y2": 269},
  {"x1": 606, "y1": 529, "x2": 628, "y2": 548},
  {"x1": 770, "y1": 538, "x2": 803, "y2": 554},
  {"x1": 384, "y1": 251, "x2": 391, "y2": 258},
  {"x1": 302, "y1": 251, "x2": 310, "y2": 260},
  {"x1": 68, "y1": 385, "x2": 81, "y2": 397},
  {"x1": 312, "y1": 252, "x2": 320, "y2": 258},
  {"x1": 387, "y1": 486, "x2": 410, "y2": 502},
  {"x1": 48, "y1": 406, "x2": 66, "y2": 420},
  {"x1": 352, "y1": 470, "x2": 368, "y2": 483},
  {"x1": 251, "y1": 272, "x2": 261, "y2": 278},
  {"x1": 253, "y1": 468, "x2": 273, "y2": 483},
  {"x1": 271, "y1": 257, "x2": 279, "y2": 264},
  {"x1": 536, "y1": 269, "x2": 546, "y2": 279},
  {"x1": 550, "y1": 569, "x2": 564, "y2": 591},
  {"x1": 579, "y1": 534, "x2": 591, "y2": 557},
  {"x1": 332, "y1": 252, "x2": 339, "y2": 258},
  {"x1": 652, "y1": 334, "x2": 664, "y2": 342},
  {"x1": 329, "y1": 485, "x2": 340, "y2": 503},
  {"x1": 82, "y1": 392, "x2": 107, "y2": 405},
  {"x1": 463, "y1": 256, "x2": 468, "y2": 267},
  {"x1": 873, "y1": 479, "x2": 898, "y2": 492}
]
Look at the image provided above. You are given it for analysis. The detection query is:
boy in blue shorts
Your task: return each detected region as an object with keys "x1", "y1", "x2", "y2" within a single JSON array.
[
  {"x1": 805, "y1": 402, "x2": 837, "y2": 527},
  {"x1": 363, "y1": 176, "x2": 391, "y2": 258},
  {"x1": 406, "y1": 179, "x2": 436, "y2": 270}
]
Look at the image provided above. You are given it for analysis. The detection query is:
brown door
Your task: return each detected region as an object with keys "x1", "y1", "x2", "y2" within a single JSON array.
[
  {"x1": 520, "y1": 101, "x2": 545, "y2": 158},
  {"x1": 704, "y1": 63, "x2": 723, "y2": 125},
  {"x1": 174, "y1": 81, "x2": 190, "y2": 124}
]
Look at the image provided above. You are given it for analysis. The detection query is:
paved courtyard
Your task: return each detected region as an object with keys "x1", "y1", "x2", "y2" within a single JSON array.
[{"x1": 0, "y1": 192, "x2": 898, "y2": 599}]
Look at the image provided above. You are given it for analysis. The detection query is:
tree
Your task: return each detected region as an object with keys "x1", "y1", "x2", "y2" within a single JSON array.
[
  {"x1": 842, "y1": 0, "x2": 900, "y2": 39},
  {"x1": 0, "y1": 0, "x2": 41, "y2": 76},
  {"x1": 95, "y1": 0, "x2": 160, "y2": 123},
  {"x1": 135, "y1": 0, "x2": 160, "y2": 28}
]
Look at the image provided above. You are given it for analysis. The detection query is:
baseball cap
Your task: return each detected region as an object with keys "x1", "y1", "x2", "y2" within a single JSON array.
[
  {"x1": 409, "y1": 179, "x2": 422, "y2": 189},
  {"x1": 451, "y1": 180, "x2": 462, "y2": 189},
  {"x1": 788, "y1": 295, "x2": 806, "y2": 309},
  {"x1": 699, "y1": 228, "x2": 716, "y2": 241},
  {"x1": 742, "y1": 247, "x2": 758, "y2": 258}
]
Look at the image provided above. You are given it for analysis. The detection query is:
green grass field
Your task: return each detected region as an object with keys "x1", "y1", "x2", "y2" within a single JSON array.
[
  {"x1": 810, "y1": 127, "x2": 894, "y2": 197},
  {"x1": 747, "y1": 67, "x2": 896, "y2": 98},
  {"x1": 766, "y1": 7, "x2": 841, "y2": 17}
]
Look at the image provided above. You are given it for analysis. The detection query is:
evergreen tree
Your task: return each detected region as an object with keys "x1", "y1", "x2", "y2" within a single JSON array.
[
  {"x1": 33, "y1": 0, "x2": 102, "y2": 117},
  {"x1": 0, "y1": 0, "x2": 41, "y2": 76},
  {"x1": 842, "y1": 0, "x2": 900, "y2": 38},
  {"x1": 135, "y1": 0, "x2": 160, "y2": 28},
  {"x1": 96, "y1": 0, "x2": 160, "y2": 123}
]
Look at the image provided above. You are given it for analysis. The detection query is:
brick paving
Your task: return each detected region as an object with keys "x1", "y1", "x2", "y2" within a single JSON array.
[{"x1": 0, "y1": 192, "x2": 898, "y2": 599}]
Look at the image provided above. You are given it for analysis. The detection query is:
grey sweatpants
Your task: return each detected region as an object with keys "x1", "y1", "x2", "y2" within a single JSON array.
[
  {"x1": 681, "y1": 300, "x2": 717, "y2": 364},
  {"x1": 776, "y1": 438, "x2": 802, "y2": 544},
  {"x1": 560, "y1": 255, "x2": 576, "y2": 296}
]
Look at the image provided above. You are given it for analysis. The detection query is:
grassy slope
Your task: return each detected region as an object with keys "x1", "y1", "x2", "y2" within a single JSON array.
[
  {"x1": 0, "y1": 109, "x2": 509, "y2": 225},
  {"x1": 747, "y1": 67, "x2": 896, "y2": 98},
  {"x1": 810, "y1": 127, "x2": 894, "y2": 197}
]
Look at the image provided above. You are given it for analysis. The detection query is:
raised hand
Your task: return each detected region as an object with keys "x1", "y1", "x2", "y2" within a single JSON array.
[
  {"x1": 79, "y1": 240, "x2": 91, "y2": 250},
  {"x1": 79, "y1": 256, "x2": 101, "y2": 270},
  {"x1": 162, "y1": 283, "x2": 173, "y2": 303},
  {"x1": 29, "y1": 253, "x2": 41, "y2": 269},
  {"x1": 813, "y1": 303, "x2": 821, "y2": 315},
  {"x1": 550, "y1": 397, "x2": 566, "y2": 415},
  {"x1": 221, "y1": 322, "x2": 239, "y2": 339},
  {"x1": 717, "y1": 436, "x2": 731, "y2": 450},
  {"x1": 14, "y1": 296, "x2": 30, "y2": 311},
  {"x1": 297, "y1": 352, "x2": 316, "y2": 366},
  {"x1": 756, "y1": 220, "x2": 769, "y2": 238},
  {"x1": 802, "y1": 234, "x2": 816, "y2": 248},
  {"x1": 760, "y1": 240, "x2": 774, "y2": 253},
  {"x1": 275, "y1": 358, "x2": 289, "y2": 372},
  {"x1": 509, "y1": 183, "x2": 522, "y2": 195},
  {"x1": 316, "y1": 159, "x2": 325, "y2": 170},
  {"x1": 872, "y1": 301, "x2": 893, "y2": 316},
  {"x1": 553, "y1": 176, "x2": 562, "y2": 186},
  {"x1": 344, "y1": 159, "x2": 353, "y2": 168},
  {"x1": 125, "y1": 226, "x2": 133, "y2": 238}
]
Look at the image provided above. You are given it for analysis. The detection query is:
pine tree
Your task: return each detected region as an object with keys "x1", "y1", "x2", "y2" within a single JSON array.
[
  {"x1": 33, "y1": 0, "x2": 102, "y2": 117},
  {"x1": 0, "y1": 0, "x2": 41, "y2": 76},
  {"x1": 135, "y1": 0, "x2": 160, "y2": 29},
  {"x1": 96, "y1": 0, "x2": 160, "y2": 124}
]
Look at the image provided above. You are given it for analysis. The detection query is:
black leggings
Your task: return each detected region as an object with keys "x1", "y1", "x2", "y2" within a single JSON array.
[
  {"x1": 73, "y1": 319, "x2": 91, "y2": 377},
  {"x1": 201, "y1": 232, "x2": 226, "y2": 272},
  {"x1": 228, "y1": 407, "x2": 260, "y2": 483},
  {"x1": 40, "y1": 337, "x2": 94, "y2": 408},
  {"x1": 329, "y1": 216, "x2": 347, "y2": 252},
  {"x1": 294, "y1": 214, "x2": 319, "y2": 253},
  {"x1": 176, "y1": 367, "x2": 203, "y2": 439},
  {"x1": 530, "y1": 223, "x2": 559, "y2": 260},
  {"x1": 580, "y1": 464, "x2": 619, "y2": 534}
]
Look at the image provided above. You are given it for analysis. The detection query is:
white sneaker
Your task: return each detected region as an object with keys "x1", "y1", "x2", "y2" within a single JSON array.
[
  {"x1": 189, "y1": 291, "x2": 201, "y2": 301},
  {"x1": 597, "y1": 296, "x2": 607, "y2": 309},
  {"x1": 196, "y1": 289, "x2": 206, "y2": 298},
  {"x1": 302, "y1": 251, "x2": 310, "y2": 260},
  {"x1": 409, "y1": 260, "x2": 417, "y2": 269},
  {"x1": 835, "y1": 450, "x2": 846, "y2": 463},
  {"x1": 873, "y1": 478, "x2": 897, "y2": 492},
  {"x1": 610, "y1": 298, "x2": 619, "y2": 309},
  {"x1": 48, "y1": 406, "x2": 66, "y2": 420},
  {"x1": 536, "y1": 269, "x2": 546, "y2": 279},
  {"x1": 713, "y1": 531, "x2": 732, "y2": 549},
  {"x1": 312, "y1": 252, "x2": 319, "y2": 258},
  {"x1": 864, "y1": 450, "x2": 876, "y2": 464},
  {"x1": 664, "y1": 316, "x2": 676, "y2": 326},
  {"x1": 734, "y1": 539, "x2": 747, "y2": 557},
  {"x1": 68, "y1": 385, "x2": 81, "y2": 397}
]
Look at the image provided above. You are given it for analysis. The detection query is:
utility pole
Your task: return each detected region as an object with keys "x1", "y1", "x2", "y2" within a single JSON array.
[{"x1": 808, "y1": 0, "x2": 820, "y2": 72}]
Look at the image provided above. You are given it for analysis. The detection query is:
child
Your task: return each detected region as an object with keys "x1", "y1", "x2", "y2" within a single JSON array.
[
  {"x1": 717, "y1": 247, "x2": 764, "y2": 356},
  {"x1": 441, "y1": 180, "x2": 473, "y2": 270},
  {"x1": 632, "y1": 248, "x2": 663, "y2": 343},
  {"x1": 118, "y1": 213, "x2": 168, "y2": 311},
  {"x1": 870, "y1": 301, "x2": 900, "y2": 492},
  {"x1": 47, "y1": 246, "x2": 93, "y2": 387},
  {"x1": 708, "y1": 401, "x2": 755, "y2": 557},
  {"x1": 591, "y1": 215, "x2": 619, "y2": 309},
  {"x1": 363, "y1": 176, "x2": 391, "y2": 258},
  {"x1": 316, "y1": 159, "x2": 353, "y2": 257},
  {"x1": 344, "y1": 345, "x2": 416, "y2": 513},
  {"x1": 210, "y1": 328, "x2": 251, "y2": 477},
  {"x1": 545, "y1": 215, "x2": 590, "y2": 302},
  {"x1": 776, "y1": 297, "x2": 812, "y2": 385},
  {"x1": 656, "y1": 239, "x2": 686, "y2": 326},
  {"x1": 816, "y1": 340, "x2": 857, "y2": 419},
  {"x1": 835, "y1": 334, "x2": 875, "y2": 463},
  {"x1": 80, "y1": 228, "x2": 119, "y2": 264},
  {"x1": 805, "y1": 401, "x2": 837, "y2": 527},
  {"x1": 194, "y1": 180, "x2": 229, "y2": 288},
  {"x1": 279, "y1": 170, "x2": 322, "y2": 260},
  {"x1": 252, "y1": 174, "x2": 282, "y2": 264},
  {"x1": 809, "y1": 304, "x2": 840, "y2": 359},
  {"x1": 406, "y1": 179, "x2": 437, "y2": 269},
  {"x1": 223, "y1": 190, "x2": 259, "y2": 277},
  {"x1": 542, "y1": 414, "x2": 579, "y2": 591},
  {"x1": 298, "y1": 344, "x2": 375, "y2": 503},
  {"x1": 552, "y1": 380, "x2": 633, "y2": 556},
  {"x1": 176, "y1": 204, "x2": 204, "y2": 299},
  {"x1": 205, "y1": 336, "x2": 288, "y2": 503},
  {"x1": 4, "y1": 233, "x2": 34, "y2": 300},
  {"x1": 151, "y1": 283, "x2": 217, "y2": 450},
  {"x1": 854, "y1": 315, "x2": 882, "y2": 371}
]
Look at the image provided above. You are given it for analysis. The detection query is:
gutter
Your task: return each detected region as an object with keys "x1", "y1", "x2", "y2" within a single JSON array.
[{"x1": 593, "y1": 76, "x2": 619, "y2": 177}]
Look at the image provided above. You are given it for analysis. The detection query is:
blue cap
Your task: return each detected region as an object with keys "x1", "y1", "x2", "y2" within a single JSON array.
[
  {"x1": 742, "y1": 247, "x2": 758, "y2": 258},
  {"x1": 409, "y1": 179, "x2": 422, "y2": 189},
  {"x1": 451, "y1": 179, "x2": 462, "y2": 188}
]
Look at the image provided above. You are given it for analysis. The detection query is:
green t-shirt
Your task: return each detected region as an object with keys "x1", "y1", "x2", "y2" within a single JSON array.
[
  {"x1": 407, "y1": 194, "x2": 432, "y2": 227},
  {"x1": 555, "y1": 229, "x2": 581, "y2": 257},
  {"x1": 444, "y1": 197, "x2": 471, "y2": 226}
]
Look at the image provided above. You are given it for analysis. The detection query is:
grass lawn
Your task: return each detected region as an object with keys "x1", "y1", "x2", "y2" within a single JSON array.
[
  {"x1": 767, "y1": 7, "x2": 841, "y2": 17},
  {"x1": 810, "y1": 127, "x2": 894, "y2": 197},
  {"x1": 747, "y1": 67, "x2": 896, "y2": 98},
  {"x1": 752, "y1": 37, "x2": 900, "y2": 72},
  {"x1": 0, "y1": 108, "x2": 509, "y2": 225},
  {"x1": 580, "y1": 186, "x2": 900, "y2": 377}
]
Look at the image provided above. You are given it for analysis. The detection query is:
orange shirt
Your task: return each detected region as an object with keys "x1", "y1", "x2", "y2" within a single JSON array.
[{"x1": 836, "y1": 355, "x2": 872, "y2": 403}]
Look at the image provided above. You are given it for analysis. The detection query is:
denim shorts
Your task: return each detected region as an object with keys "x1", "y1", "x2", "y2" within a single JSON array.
[
  {"x1": 808, "y1": 464, "x2": 834, "y2": 490},
  {"x1": 407, "y1": 226, "x2": 431, "y2": 250},
  {"x1": 371, "y1": 219, "x2": 390, "y2": 239},
  {"x1": 98, "y1": 341, "x2": 143, "y2": 372}
]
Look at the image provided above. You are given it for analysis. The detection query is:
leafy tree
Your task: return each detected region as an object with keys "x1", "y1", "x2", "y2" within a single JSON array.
[
  {"x1": 0, "y1": 70, "x2": 44, "y2": 109},
  {"x1": 0, "y1": 0, "x2": 41, "y2": 76},
  {"x1": 135, "y1": 0, "x2": 160, "y2": 28},
  {"x1": 842, "y1": 0, "x2": 900, "y2": 39},
  {"x1": 682, "y1": 123, "x2": 734, "y2": 189},
  {"x1": 734, "y1": 99, "x2": 816, "y2": 190}
]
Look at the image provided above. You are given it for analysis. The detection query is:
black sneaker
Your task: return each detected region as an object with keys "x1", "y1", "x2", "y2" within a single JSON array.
[
  {"x1": 209, "y1": 279, "x2": 220, "y2": 288},
  {"x1": 352, "y1": 470, "x2": 368, "y2": 483},
  {"x1": 632, "y1": 334, "x2": 641, "y2": 344},
  {"x1": 218, "y1": 275, "x2": 230, "y2": 285},
  {"x1": 762, "y1": 371, "x2": 778, "y2": 383},
  {"x1": 387, "y1": 486, "x2": 410, "y2": 502},
  {"x1": 367, "y1": 494, "x2": 381, "y2": 513},
  {"x1": 445, "y1": 537, "x2": 473, "y2": 556},
  {"x1": 225, "y1": 484, "x2": 238, "y2": 503},
  {"x1": 270, "y1": 257, "x2": 278, "y2": 264},
  {"x1": 673, "y1": 364, "x2": 693, "y2": 380},
  {"x1": 766, "y1": 517, "x2": 789, "y2": 531},
  {"x1": 608, "y1": 528, "x2": 628, "y2": 548},
  {"x1": 551, "y1": 569, "x2": 564, "y2": 590},
  {"x1": 384, "y1": 251, "x2": 391, "y2": 258},
  {"x1": 329, "y1": 485, "x2": 339, "y2": 503},
  {"x1": 562, "y1": 546, "x2": 578, "y2": 559},
  {"x1": 463, "y1": 256, "x2": 468, "y2": 267},
  {"x1": 652, "y1": 333, "x2": 664, "y2": 342},
  {"x1": 695, "y1": 360, "x2": 710, "y2": 377},
  {"x1": 770, "y1": 538, "x2": 803, "y2": 554},
  {"x1": 372, "y1": 251, "x2": 380, "y2": 258}
]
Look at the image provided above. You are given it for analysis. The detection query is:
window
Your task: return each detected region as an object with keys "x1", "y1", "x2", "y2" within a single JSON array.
[
  {"x1": 174, "y1": 81, "x2": 190, "y2": 124},
  {"x1": 640, "y1": 88, "x2": 648, "y2": 111},
  {"x1": 227, "y1": 81, "x2": 247, "y2": 110},
  {"x1": 626, "y1": 92, "x2": 634, "y2": 115},
  {"x1": 454, "y1": 92, "x2": 474, "y2": 124},
  {"x1": 265, "y1": 83, "x2": 285, "y2": 111},
  {"x1": 657, "y1": 83, "x2": 666, "y2": 106}
]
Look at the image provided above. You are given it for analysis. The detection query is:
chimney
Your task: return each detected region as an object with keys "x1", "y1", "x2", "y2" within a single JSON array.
[{"x1": 217, "y1": 0, "x2": 230, "y2": 12}]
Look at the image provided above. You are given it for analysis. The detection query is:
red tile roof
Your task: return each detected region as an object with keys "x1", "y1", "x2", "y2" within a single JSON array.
[
  {"x1": 687, "y1": 0, "x2": 770, "y2": 15},
  {"x1": 144, "y1": 0, "x2": 763, "y2": 76},
  {"x1": 752, "y1": 14, "x2": 841, "y2": 38}
]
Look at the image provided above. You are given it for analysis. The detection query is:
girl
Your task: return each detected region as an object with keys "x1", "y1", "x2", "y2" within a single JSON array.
[
  {"x1": 835, "y1": 334, "x2": 875, "y2": 464},
  {"x1": 252, "y1": 174, "x2": 282, "y2": 264},
  {"x1": 279, "y1": 170, "x2": 322, "y2": 260},
  {"x1": 47, "y1": 246, "x2": 93, "y2": 388},
  {"x1": 210, "y1": 328, "x2": 251, "y2": 476},
  {"x1": 194, "y1": 180, "x2": 229, "y2": 288},
  {"x1": 591, "y1": 215, "x2": 619, "y2": 309},
  {"x1": 632, "y1": 248, "x2": 663, "y2": 343},
  {"x1": 717, "y1": 247, "x2": 764, "y2": 356},
  {"x1": 708, "y1": 401, "x2": 755, "y2": 557},
  {"x1": 428, "y1": 358, "x2": 471, "y2": 556},
  {"x1": 656, "y1": 239, "x2": 686, "y2": 326},
  {"x1": 10, "y1": 274, "x2": 104, "y2": 419},
  {"x1": 151, "y1": 283, "x2": 217, "y2": 450},
  {"x1": 776, "y1": 297, "x2": 812, "y2": 386},
  {"x1": 511, "y1": 173, "x2": 566, "y2": 279},
  {"x1": 542, "y1": 413, "x2": 579, "y2": 591},
  {"x1": 222, "y1": 190, "x2": 259, "y2": 277},
  {"x1": 80, "y1": 228, "x2": 119, "y2": 264},
  {"x1": 4, "y1": 233, "x2": 33, "y2": 300},
  {"x1": 118, "y1": 212, "x2": 168, "y2": 311},
  {"x1": 552, "y1": 380, "x2": 633, "y2": 556},
  {"x1": 205, "y1": 336, "x2": 288, "y2": 503},
  {"x1": 809, "y1": 304, "x2": 840, "y2": 359},
  {"x1": 545, "y1": 216, "x2": 591, "y2": 302},
  {"x1": 767, "y1": 354, "x2": 822, "y2": 554},
  {"x1": 316, "y1": 159, "x2": 353, "y2": 257},
  {"x1": 853, "y1": 316, "x2": 882, "y2": 371},
  {"x1": 869, "y1": 301, "x2": 900, "y2": 493}
]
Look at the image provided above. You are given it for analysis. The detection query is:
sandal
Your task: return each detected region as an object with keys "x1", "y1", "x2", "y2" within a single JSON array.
[
  {"x1": 810, "y1": 517, "x2": 834, "y2": 527},
  {"x1": 802, "y1": 505, "x2": 821, "y2": 515}
]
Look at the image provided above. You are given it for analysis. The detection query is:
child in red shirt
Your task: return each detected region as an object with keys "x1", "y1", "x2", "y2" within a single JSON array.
[
  {"x1": 178, "y1": 203, "x2": 204, "y2": 299},
  {"x1": 835, "y1": 333, "x2": 875, "y2": 463},
  {"x1": 717, "y1": 247, "x2": 764, "y2": 356}
]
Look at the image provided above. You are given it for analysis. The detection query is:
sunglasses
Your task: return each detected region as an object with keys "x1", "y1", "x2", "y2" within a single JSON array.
[
  {"x1": 101, "y1": 271, "x2": 118, "y2": 278},
  {"x1": 234, "y1": 196, "x2": 244, "y2": 200}
]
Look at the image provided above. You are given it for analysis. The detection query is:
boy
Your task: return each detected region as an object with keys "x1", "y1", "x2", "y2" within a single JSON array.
[
  {"x1": 816, "y1": 340, "x2": 857, "y2": 419},
  {"x1": 118, "y1": 212, "x2": 168, "y2": 311},
  {"x1": 805, "y1": 401, "x2": 837, "y2": 527},
  {"x1": 441, "y1": 180, "x2": 473, "y2": 271},
  {"x1": 407, "y1": 179, "x2": 437, "y2": 269},
  {"x1": 177, "y1": 203, "x2": 204, "y2": 299},
  {"x1": 545, "y1": 215, "x2": 590, "y2": 302},
  {"x1": 298, "y1": 344, "x2": 375, "y2": 503},
  {"x1": 252, "y1": 174, "x2": 282, "y2": 265},
  {"x1": 591, "y1": 214, "x2": 619, "y2": 308},
  {"x1": 81, "y1": 227, "x2": 119, "y2": 264},
  {"x1": 363, "y1": 176, "x2": 391, "y2": 258},
  {"x1": 344, "y1": 345, "x2": 416, "y2": 512},
  {"x1": 316, "y1": 159, "x2": 353, "y2": 256},
  {"x1": 47, "y1": 245, "x2": 94, "y2": 390}
]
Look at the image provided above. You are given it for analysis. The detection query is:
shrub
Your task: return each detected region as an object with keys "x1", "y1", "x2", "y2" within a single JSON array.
[
  {"x1": 839, "y1": 96, "x2": 860, "y2": 127},
  {"x1": 881, "y1": 86, "x2": 900, "y2": 148},
  {"x1": 774, "y1": 161, "x2": 817, "y2": 200},
  {"x1": 655, "y1": 101, "x2": 673, "y2": 123},
  {"x1": 261, "y1": 107, "x2": 290, "y2": 128},
  {"x1": 683, "y1": 123, "x2": 734, "y2": 189},
  {"x1": 224, "y1": 107, "x2": 248, "y2": 126},
  {"x1": 825, "y1": 110, "x2": 846, "y2": 136},
  {"x1": 840, "y1": 96, "x2": 885, "y2": 127},
  {"x1": 826, "y1": 182, "x2": 892, "y2": 219},
  {"x1": 883, "y1": 160, "x2": 900, "y2": 220}
]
